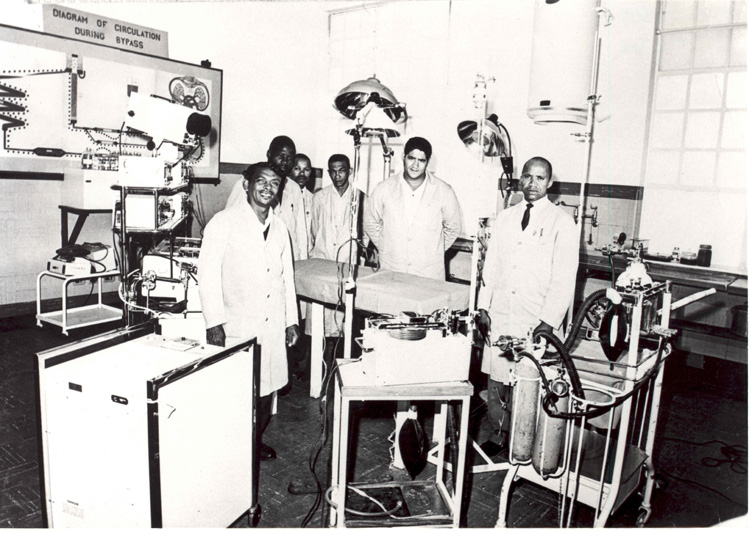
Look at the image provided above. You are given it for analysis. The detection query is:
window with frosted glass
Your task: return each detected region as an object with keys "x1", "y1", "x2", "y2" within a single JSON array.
[
  {"x1": 641, "y1": 0, "x2": 747, "y2": 269},
  {"x1": 646, "y1": 0, "x2": 746, "y2": 190}
]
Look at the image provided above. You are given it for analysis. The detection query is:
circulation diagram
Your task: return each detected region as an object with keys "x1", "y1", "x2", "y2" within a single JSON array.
[{"x1": 0, "y1": 26, "x2": 222, "y2": 178}]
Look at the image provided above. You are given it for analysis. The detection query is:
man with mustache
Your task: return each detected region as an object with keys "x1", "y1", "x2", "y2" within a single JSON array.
[
  {"x1": 475, "y1": 156, "x2": 579, "y2": 457},
  {"x1": 226, "y1": 136, "x2": 308, "y2": 261},
  {"x1": 199, "y1": 162, "x2": 301, "y2": 461}
]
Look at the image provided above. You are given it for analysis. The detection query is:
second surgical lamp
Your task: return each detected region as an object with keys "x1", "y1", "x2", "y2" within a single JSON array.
[{"x1": 456, "y1": 76, "x2": 514, "y2": 209}]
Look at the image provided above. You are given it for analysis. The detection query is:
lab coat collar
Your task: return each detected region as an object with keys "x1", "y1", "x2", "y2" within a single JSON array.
[
  {"x1": 397, "y1": 169, "x2": 436, "y2": 199},
  {"x1": 235, "y1": 197, "x2": 276, "y2": 231},
  {"x1": 527, "y1": 195, "x2": 552, "y2": 214}
]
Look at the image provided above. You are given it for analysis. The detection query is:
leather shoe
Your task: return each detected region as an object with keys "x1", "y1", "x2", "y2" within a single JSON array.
[
  {"x1": 259, "y1": 442, "x2": 277, "y2": 461},
  {"x1": 480, "y1": 439, "x2": 507, "y2": 458}
]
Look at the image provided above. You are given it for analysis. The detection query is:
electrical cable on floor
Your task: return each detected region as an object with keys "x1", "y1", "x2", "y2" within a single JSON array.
[
  {"x1": 324, "y1": 485, "x2": 404, "y2": 518},
  {"x1": 657, "y1": 469, "x2": 747, "y2": 509},
  {"x1": 300, "y1": 237, "x2": 370, "y2": 525},
  {"x1": 300, "y1": 351, "x2": 362, "y2": 527},
  {"x1": 661, "y1": 438, "x2": 747, "y2": 474},
  {"x1": 299, "y1": 335, "x2": 332, "y2": 527},
  {"x1": 656, "y1": 437, "x2": 747, "y2": 508}
]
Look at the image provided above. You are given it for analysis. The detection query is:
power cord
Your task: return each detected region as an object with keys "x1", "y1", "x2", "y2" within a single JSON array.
[
  {"x1": 658, "y1": 438, "x2": 747, "y2": 509},
  {"x1": 662, "y1": 438, "x2": 747, "y2": 474},
  {"x1": 299, "y1": 353, "x2": 362, "y2": 527}
]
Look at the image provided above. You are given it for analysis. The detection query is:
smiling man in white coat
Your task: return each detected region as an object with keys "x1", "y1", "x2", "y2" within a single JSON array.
[
  {"x1": 198, "y1": 162, "x2": 301, "y2": 461},
  {"x1": 362, "y1": 136, "x2": 462, "y2": 281},
  {"x1": 475, "y1": 156, "x2": 579, "y2": 457}
]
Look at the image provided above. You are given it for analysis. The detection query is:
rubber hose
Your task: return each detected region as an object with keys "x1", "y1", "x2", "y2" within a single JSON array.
[
  {"x1": 564, "y1": 288, "x2": 609, "y2": 352},
  {"x1": 535, "y1": 330, "x2": 585, "y2": 400},
  {"x1": 541, "y1": 336, "x2": 667, "y2": 420}
]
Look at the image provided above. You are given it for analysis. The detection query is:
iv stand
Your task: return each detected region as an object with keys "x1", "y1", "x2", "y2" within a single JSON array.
[
  {"x1": 342, "y1": 125, "x2": 363, "y2": 360},
  {"x1": 566, "y1": 4, "x2": 611, "y2": 330}
]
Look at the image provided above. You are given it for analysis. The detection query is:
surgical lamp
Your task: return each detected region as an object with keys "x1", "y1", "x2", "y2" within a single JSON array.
[
  {"x1": 333, "y1": 75, "x2": 407, "y2": 124},
  {"x1": 336, "y1": 76, "x2": 406, "y2": 185},
  {"x1": 333, "y1": 75, "x2": 406, "y2": 359},
  {"x1": 457, "y1": 114, "x2": 514, "y2": 181},
  {"x1": 457, "y1": 75, "x2": 515, "y2": 209}
]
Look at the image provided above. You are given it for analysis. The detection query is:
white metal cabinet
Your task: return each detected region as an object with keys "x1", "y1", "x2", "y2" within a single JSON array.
[{"x1": 36, "y1": 324, "x2": 260, "y2": 528}]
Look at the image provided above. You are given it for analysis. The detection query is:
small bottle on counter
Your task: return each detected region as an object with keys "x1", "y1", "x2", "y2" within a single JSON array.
[
  {"x1": 697, "y1": 244, "x2": 712, "y2": 267},
  {"x1": 671, "y1": 247, "x2": 680, "y2": 262}
]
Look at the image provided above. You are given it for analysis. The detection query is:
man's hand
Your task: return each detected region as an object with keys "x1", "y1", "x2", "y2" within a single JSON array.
[
  {"x1": 475, "y1": 308, "x2": 491, "y2": 344},
  {"x1": 206, "y1": 325, "x2": 226, "y2": 347},
  {"x1": 286, "y1": 325, "x2": 301, "y2": 348},
  {"x1": 533, "y1": 321, "x2": 553, "y2": 340}
]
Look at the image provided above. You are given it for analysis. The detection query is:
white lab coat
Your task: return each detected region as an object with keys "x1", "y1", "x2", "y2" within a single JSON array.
[
  {"x1": 362, "y1": 171, "x2": 462, "y2": 280},
  {"x1": 301, "y1": 187, "x2": 314, "y2": 256},
  {"x1": 478, "y1": 196, "x2": 579, "y2": 382},
  {"x1": 198, "y1": 201, "x2": 299, "y2": 396},
  {"x1": 307, "y1": 184, "x2": 366, "y2": 336},
  {"x1": 226, "y1": 176, "x2": 309, "y2": 261}
]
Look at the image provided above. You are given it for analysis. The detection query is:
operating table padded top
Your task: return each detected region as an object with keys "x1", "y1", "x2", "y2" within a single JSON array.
[{"x1": 294, "y1": 258, "x2": 470, "y2": 315}]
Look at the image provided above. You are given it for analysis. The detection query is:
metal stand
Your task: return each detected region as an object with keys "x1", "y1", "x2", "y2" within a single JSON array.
[
  {"x1": 36, "y1": 270, "x2": 122, "y2": 335},
  {"x1": 566, "y1": 4, "x2": 612, "y2": 330},
  {"x1": 329, "y1": 362, "x2": 472, "y2": 528}
]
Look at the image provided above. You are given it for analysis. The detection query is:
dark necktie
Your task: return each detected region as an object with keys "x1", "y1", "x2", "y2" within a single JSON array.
[{"x1": 521, "y1": 202, "x2": 533, "y2": 231}]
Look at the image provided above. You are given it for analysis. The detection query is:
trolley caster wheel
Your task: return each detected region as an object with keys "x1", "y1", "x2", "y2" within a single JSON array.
[
  {"x1": 636, "y1": 508, "x2": 651, "y2": 527},
  {"x1": 247, "y1": 504, "x2": 261, "y2": 527},
  {"x1": 654, "y1": 473, "x2": 668, "y2": 491}
]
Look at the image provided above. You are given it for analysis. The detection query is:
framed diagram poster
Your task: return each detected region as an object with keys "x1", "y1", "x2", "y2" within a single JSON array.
[{"x1": 0, "y1": 23, "x2": 222, "y2": 180}]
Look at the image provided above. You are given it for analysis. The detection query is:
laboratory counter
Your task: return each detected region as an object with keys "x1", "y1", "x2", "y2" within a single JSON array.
[{"x1": 579, "y1": 251, "x2": 747, "y2": 295}]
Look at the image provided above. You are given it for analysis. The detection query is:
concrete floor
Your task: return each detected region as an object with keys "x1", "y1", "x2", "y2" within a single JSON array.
[{"x1": 0, "y1": 315, "x2": 746, "y2": 528}]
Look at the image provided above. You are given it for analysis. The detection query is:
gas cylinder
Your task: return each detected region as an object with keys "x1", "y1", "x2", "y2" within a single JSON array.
[
  {"x1": 532, "y1": 372, "x2": 570, "y2": 476},
  {"x1": 510, "y1": 355, "x2": 540, "y2": 463}
]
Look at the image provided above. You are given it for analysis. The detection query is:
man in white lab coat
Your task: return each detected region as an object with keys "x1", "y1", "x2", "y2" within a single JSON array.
[
  {"x1": 475, "y1": 156, "x2": 579, "y2": 456},
  {"x1": 362, "y1": 137, "x2": 462, "y2": 281},
  {"x1": 308, "y1": 153, "x2": 366, "y2": 342},
  {"x1": 291, "y1": 153, "x2": 315, "y2": 257},
  {"x1": 199, "y1": 162, "x2": 301, "y2": 461},
  {"x1": 225, "y1": 136, "x2": 309, "y2": 261}
]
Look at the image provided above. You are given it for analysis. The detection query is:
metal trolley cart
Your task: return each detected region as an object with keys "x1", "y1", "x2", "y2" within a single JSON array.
[
  {"x1": 495, "y1": 258, "x2": 715, "y2": 527},
  {"x1": 329, "y1": 361, "x2": 472, "y2": 528}
]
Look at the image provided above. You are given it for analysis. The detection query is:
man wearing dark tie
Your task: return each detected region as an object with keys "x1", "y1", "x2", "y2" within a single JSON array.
[{"x1": 475, "y1": 156, "x2": 579, "y2": 456}]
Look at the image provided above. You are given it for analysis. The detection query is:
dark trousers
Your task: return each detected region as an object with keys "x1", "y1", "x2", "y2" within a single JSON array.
[
  {"x1": 486, "y1": 378, "x2": 513, "y2": 444},
  {"x1": 257, "y1": 393, "x2": 274, "y2": 441}
]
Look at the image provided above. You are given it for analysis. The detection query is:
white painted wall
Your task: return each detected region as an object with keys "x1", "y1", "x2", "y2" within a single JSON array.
[
  {"x1": 315, "y1": 0, "x2": 657, "y2": 230},
  {"x1": 0, "y1": 0, "x2": 661, "y2": 310},
  {"x1": 1, "y1": 0, "x2": 332, "y2": 309}
]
